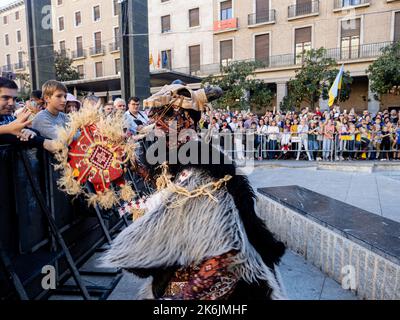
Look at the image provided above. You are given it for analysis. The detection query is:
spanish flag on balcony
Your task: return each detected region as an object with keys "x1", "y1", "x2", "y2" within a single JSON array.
[
  {"x1": 328, "y1": 64, "x2": 345, "y2": 108},
  {"x1": 149, "y1": 53, "x2": 154, "y2": 66}
]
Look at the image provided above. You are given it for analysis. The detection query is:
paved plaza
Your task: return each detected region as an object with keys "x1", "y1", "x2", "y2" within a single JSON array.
[
  {"x1": 107, "y1": 164, "x2": 393, "y2": 300},
  {"x1": 248, "y1": 162, "x2": 400, "y2": 223}
]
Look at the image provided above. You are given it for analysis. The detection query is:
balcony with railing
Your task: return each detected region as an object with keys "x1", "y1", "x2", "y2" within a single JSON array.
[
  {"x1": 288, "y1": 1, "x2": 319, "y2": 20},
  {"x1": 71, "y1": 49, "x2": 86, "y2": 60},
  {"x1": 248, "y1": 10, "x2": 276, "y2": 27},
  {"x1": 109, "y1": 41, "x2": 120, "y2": 53},
  {"x1": 90, "y1": 45, "x2": 106, "y2": 56},
  {"x1": 170, "y1": 41, "x2": 392, "y2": 78},
  {"x1": 334, "y1": 0, "x2": 370, "y2": 11},
  {"x1": 213, "y1": 18, "x2": 238, "y2": 34},
  {"x1": 1, "y1": 65, "x2": 13, "y2": 73},
  {"x1": 14, "y1": 62, "x2": 25, "y2": 70}
]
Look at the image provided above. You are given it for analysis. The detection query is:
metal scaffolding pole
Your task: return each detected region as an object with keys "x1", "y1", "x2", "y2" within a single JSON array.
[
  {"x1": 25, "y1": 0, "x2": 55, "y2": 90},
  {"x1": 119, "y1": 0, "x2": 150, "y2": 101}
]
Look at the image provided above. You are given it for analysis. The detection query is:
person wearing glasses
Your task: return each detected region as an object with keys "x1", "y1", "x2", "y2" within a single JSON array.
[{"x1": 123, "y1": 96, "x2": 149, "y2": 136}]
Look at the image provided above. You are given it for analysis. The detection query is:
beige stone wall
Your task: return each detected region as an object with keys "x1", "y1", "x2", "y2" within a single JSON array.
[
  {"x1": 51, "y1": 0, "x2": 120, "y2": 80},
  {"x1": 212, "y1": 0, "x2": 400, "y2": 110},
  {"x1": 213, "y1": 0, "x2": 400, "y2": 63},
  {"x1": 0, "y1": 1, "x2": 29, "y2": 90},
  {"x1": 149, "y1": 0, "x2": 214, "y2": 72},
  {"x1": 256, "y1": 194, "x2": 400, "y2": 300}
]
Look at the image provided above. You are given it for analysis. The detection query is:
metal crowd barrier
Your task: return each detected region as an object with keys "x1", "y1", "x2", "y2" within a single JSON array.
[
  {"x1": 0, "y1": 145, "x2": 131, "y2": 300},
  {"x1": 206, "y1": 131, "x2": 400, "y2": 162}
]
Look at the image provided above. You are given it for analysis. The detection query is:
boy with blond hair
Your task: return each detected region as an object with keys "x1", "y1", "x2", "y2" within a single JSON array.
[{"x1": 32, "y1": 80, "x2": 68, "y2": 140}]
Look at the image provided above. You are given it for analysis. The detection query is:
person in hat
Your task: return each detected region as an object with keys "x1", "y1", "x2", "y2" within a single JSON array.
[{"x1": 65, "y1": 93, "x2": 81, "y2": 114}]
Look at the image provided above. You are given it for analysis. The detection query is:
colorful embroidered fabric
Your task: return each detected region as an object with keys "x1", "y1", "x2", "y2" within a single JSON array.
[
  {"x1": 164, "y1": 251, "x2": 239, "y2": 300},
  {"x1": 68, "y1": 124, "x2": 128, "y2": 193}
]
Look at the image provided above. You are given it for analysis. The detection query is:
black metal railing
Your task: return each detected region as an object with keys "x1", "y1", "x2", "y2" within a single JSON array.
[
  {"x1": 248, "y1": 9, "x2": 276, "y2": 25},
  {"x1": 0, "y1": 144, "x2": 133, "y2": 301},
  {"x1": 59, "y1": 49, "x2": 67, "y2": 58},
  {"x1": 334, "y1": 0, "x2": 369, "y2": 9},
  {"x1": 170, "y1": 41, "x2": 392, "y2": 77},
  {"x1": 90, "y1": 45, "x2": 106, "y2": 56},
  {"x1": 14, "y1": 62, "x2": 25, "y2": 70},
  {"x1": 325, "y1": 41, "x2": 392, "y2": 61},
  {"x1": 71, "y1": 49, "x2": 86, "y2": 59},
  {"x1": 2, "y1": 64, "x2": 13, "y2": 72},
  {"x1": 109, "y1": 42, "x2": 120, "y2": 52},
  {"x1": 288, "y1": 0, "x2": 319, "y2": 18}
]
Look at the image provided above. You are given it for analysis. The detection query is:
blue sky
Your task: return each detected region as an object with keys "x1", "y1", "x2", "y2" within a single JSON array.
[{"x1": 0, "y1": 0, "x2": 16, "y2": 8}]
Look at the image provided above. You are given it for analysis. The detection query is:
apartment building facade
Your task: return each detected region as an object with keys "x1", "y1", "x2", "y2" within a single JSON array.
[
  {"x1": 0, "y1": 0, "x2": 122, "y2": 96},
  {"x1": 0, "y1": 0, "x2": 28, "y2": 92},
  {"x1": 212, "y1": 0, "x2": 400, "y2": 112},
  {"x1": 1, "y1": 0, "x2": 400, "y2": 111},
  {"x1": 148, "y1": 0, "x2": 214, "y2": 77}
]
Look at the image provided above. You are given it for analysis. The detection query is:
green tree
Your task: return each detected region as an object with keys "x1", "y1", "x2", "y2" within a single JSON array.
[
  {"x1": 15, "y1": 72, "x2": 31, "y2": 100},
  {"x1": 367, "y1": 42, "x2": 400, "y2": 98},
  {"x1": 282, "y1": 48, "x2": 352, "y2": 110},
  {"x1": 54, "y1": 51, "x2": 80, "y2": 82},
  {"x1": 202, "y1": 61, "x2": 273, "y2": 111}
]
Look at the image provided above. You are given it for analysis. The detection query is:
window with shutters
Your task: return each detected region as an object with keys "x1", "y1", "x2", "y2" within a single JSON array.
[
  {"x1": 341, "y1": 19, "x2": 360, "y2": 59},
  {"x1": 255, "y1": 0, "x2": 269, "y2": 24},
  {"x1": 59, "y1": 41, "x2": 66, "y2": 56},
  {"x1": 18, "y1": 51, "x2": 23, "y2": 67},
  {"x1": 5, "y1": 34, "x2": 9, "y2": 46},
  {"x1": 6, "y1": 54, "x2": 11, "y2": 69},
  {"x1": 296, "y1": 0, "x2": 312, "y2": 16},
  {"x1": 3, "y1": 15, "x2": 7, "y2": 25},
  {"x1": 113, "y1": 27, "x2": 120, "y2": 50},
  {"x1": 93, "y1": 5, "x2": 101, "y2": 22},
  {"x1": 189, "y1": 8, "x2": 200, "y2": 28},
  {"x1": 15, "y1": 11, "x2": 19, "y2": 20},
  {"x1": 161, "y1": 15, "x2": 171, "y2": 33},
  {"x1": 189, "y1": 45, "x2": 200, "y2": 73},
  {"x1": 75, "y1": 11, "x2": 82, "y2": 27},
  {"x1": 295, "y1": 27, "x2": 312, "y2": 64},
  {"x1": 77, "y1": 65, "x2": 84, "y2": 79},
  {"x1": 394, "y1": 12, "x2": 400, "y2": 43},
  {"x1": 255, "y1": 34, "x2": 270, "y2": 66},
  {"x1": 161, "y1": 50, "x2": 172, "y2": 69},
  {"x1": 95, "y1": 61, "x2": 103, "y2": 77},
  {"x1": 113, "y1": 0, "x2": 121, "y2": 16},
  {"x1": 220, "y1": 40, "x2": 233, "y2": 66},
  {"x1": 220, "y1": 0, "x2": 232, "y2": 20},
  {"x1": 115, "y1": 58, "x2": 121, "y2": 74},
  {"x1": 76, "y1": 36, "x2": 83, "y2": 57},
  {"x1": 58, "y1": 17, "x2": 64, "y2": 31},
  {"x1": 94, "y1": 32, "x2": 102, "y2": 54},
  {"x1": 17, "y1": 30, "x2": 21, "y2": 43}
]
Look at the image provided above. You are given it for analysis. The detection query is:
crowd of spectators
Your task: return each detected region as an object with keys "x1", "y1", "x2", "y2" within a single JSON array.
[
  {"x1": 198, "y1": 106, "x2": 400, "y2": 161},
  {"x1": 2, "y1": 76, "x2": 400, "y2": 162}
]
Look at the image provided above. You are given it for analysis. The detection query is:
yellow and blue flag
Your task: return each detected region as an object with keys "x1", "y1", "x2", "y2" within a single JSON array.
[{"x1": 328, "y1": 64, "x2": 344, "y2": 108}]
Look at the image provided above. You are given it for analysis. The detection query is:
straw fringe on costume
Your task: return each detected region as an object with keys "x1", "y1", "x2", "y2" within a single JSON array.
[
  {"x1": 102, "y1": 168, "x2": 286, "y2": 300},
  {"x1": 53, "y1": 104, "x2": 136, "y2": 209}
]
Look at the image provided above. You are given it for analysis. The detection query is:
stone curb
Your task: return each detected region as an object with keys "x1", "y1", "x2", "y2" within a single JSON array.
[{"x1": 256, "y1": 194, "x2": 400, "y2": 300}]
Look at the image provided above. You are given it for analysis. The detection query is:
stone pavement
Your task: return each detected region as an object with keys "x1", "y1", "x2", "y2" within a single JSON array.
[
  {"x1": 73, "y1": 162, "x2": 394, "y2": 301},
  {"x1": 106, "y1": 250, "x2": 357, "y2": 300},
  {"x1": 247, "y1": 162, "x2": 400, "y2": 223},
  {"x1": 107, "y1": 163, "x2": 380, "y2": 300}
]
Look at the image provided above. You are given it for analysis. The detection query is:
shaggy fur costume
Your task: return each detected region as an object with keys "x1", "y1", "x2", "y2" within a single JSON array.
[{"x1": 102, "y1": 141, "x2": 286, "y2": 300}]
